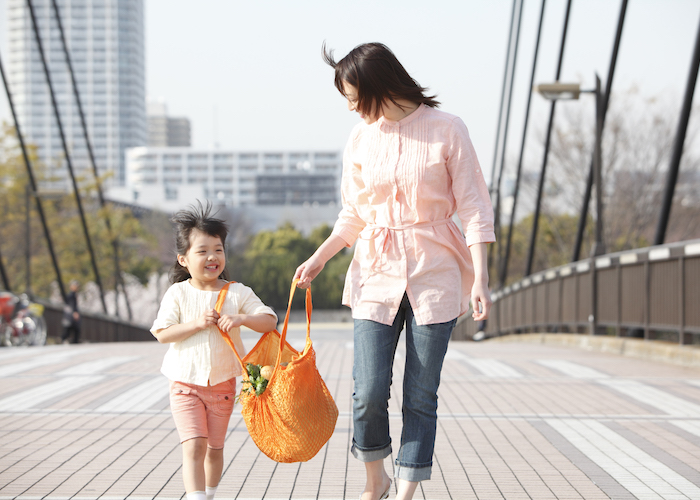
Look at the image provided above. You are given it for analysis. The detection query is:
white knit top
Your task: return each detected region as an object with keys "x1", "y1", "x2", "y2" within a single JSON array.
[{"x1": 151, "y1": 280, "x2": 277, "y2": 386}]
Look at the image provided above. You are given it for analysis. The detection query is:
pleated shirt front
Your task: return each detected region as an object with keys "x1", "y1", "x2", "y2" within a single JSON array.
[{"x1": 332, "y1": 104, "x2": 495, "y2": 326}]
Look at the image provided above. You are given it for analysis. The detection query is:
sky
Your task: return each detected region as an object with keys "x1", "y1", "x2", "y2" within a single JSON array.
[{"x1": 2, "y1": 0, "x2": 700, "y2": 185}]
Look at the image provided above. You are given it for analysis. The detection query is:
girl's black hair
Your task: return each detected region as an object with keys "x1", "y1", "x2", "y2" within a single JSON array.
[
  {"x1": 169, "y1": 201, "x2": 229, "y2": 283},
  {"x1": 322, "y1": 42, "x2": 440, "y2": 118}
]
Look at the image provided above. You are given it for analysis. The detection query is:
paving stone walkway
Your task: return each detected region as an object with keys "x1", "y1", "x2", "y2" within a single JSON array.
[{"x1": 0, "y1": 324, "x2": 699, "y2": 499}]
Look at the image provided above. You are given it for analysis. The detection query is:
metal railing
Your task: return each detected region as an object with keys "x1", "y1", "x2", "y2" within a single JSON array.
[
  {"x1": 453, "y1": 239, "x2": 700, "y2": 345},
  {"x1": 39, "y1": 301, "x2": 153, "y2": 343}
]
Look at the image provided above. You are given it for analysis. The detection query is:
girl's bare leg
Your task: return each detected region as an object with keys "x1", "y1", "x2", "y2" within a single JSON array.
[
  {"x1": 205, "y1": 447, "x2": 224, "y2": 487},
  {"x1": 182, "y1": 437, "x2": 208, "y2": 492}
]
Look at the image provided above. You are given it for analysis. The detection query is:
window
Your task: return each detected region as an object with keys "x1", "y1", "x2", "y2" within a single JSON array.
[
  {"x1": 188, "y1": 154, "x2": 208, "y2": 161},
  {"x1": 315, "y1": 152, "x2": 339, "y2": 160}
]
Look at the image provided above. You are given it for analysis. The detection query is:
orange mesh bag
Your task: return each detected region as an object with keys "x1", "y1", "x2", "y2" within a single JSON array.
[{"x1": 215, "y1": 280, "x2": 339, "y2": 463}]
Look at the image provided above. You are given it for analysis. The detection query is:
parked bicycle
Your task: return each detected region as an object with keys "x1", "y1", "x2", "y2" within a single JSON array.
[{"x1": 0, "y1": 291, "x2": 47, "y2": 346}]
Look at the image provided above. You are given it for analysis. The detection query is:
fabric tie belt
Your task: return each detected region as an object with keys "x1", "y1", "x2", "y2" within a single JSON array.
[{"x1": 358, "y1": 218, "x2": 453, "y2": 285}]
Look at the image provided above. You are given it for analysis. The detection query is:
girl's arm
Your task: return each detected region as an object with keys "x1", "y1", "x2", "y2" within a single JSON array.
[
  {"x1": 153, "y1": 308, "x2": 219, "y2": 344},
  {"x1": 469, "y1": 242, "x2": 491, "y2": 321},
  {"x1": 218, "y1": 313, "x2": 277, "y2": 334},
  {"x1": 294, "y1": 234, "x2": 347, "y2": 289}
]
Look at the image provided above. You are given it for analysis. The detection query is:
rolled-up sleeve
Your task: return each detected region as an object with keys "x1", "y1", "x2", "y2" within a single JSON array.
[{"x1": 447, "y1": 118, "x2": 496, "y2": 247}]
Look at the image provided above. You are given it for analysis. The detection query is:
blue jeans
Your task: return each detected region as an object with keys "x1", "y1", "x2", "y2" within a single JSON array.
[{"x1": 351, "y1": 294, "x2": 457, "y2": 482}]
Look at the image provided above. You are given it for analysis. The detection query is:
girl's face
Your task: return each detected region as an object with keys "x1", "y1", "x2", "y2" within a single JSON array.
[
  {"x1": 177, "y1": 229, "x2": 225, "y2": 286},
  {"x1": 343, "y1": 81, "x2": 380, "y2": 124}
]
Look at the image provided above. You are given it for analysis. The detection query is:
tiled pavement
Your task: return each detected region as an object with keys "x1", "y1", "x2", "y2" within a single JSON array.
[{"x1": 1, "y1": 324, "x2": 699, "y2": 500}]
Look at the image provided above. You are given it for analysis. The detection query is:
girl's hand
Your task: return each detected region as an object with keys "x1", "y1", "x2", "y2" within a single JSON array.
[
  {"x1": 471, "y1": 280, "x2": 492, "y2": 321},
  {"x1": 218, "y1": 314, "x2": 244, "y2": 333},
  {"x1": 196, "y1": 308, "x2": 220, "y2": 330},
  {"x1": 294, "y1": 254, "x2": 326, "y2": 289}
]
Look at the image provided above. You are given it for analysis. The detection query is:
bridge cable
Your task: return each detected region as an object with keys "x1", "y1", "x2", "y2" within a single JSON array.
[
  {"x1": 498, "y1": 0, "x2": 547, "y2": 288},
  {"x1": 488, "y1": 0, "x2": 518, "y2": 268},
  {"x1": 572, "y1": 0, "x2": 628, "y2": 262},
  {"x1": 0, "y1": 51, "x2": 67, "y2": 302},
  {"x1": 653, "y1": 10, "x2": 700, "y2": 245},
  {"x1": 25, "y1": 0, "x2": 108, "y2": 313},
  {"x1": 492, "y1": 0, "x2": 525, "y2": 278},
  {"x1": 49, "y1": 0, "x2": 132, "y2": 319},
  {"x1": 0, "y1": 239, "x2": 10, "y2": 291},
  {"x1": 524, "y1": 0, "x2": 573, "y2": 277}
]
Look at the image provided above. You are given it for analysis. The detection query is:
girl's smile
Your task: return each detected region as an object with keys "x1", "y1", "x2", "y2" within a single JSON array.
[{"x1": 177, "y1": 229, "x2": 226, "y2": 290}]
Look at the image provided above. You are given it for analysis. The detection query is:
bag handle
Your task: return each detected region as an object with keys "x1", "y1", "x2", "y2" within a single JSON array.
[
  {"x1": 275, "y1": 279, "x2": 312, "y2": 377},
  {"x1": 215, "y1": 279, "x2": 312, "y2": 382}
]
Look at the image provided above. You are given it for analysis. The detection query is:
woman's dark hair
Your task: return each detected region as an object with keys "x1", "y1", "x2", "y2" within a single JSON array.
[
  {"x1": 322, "y1": 42, "x2": 439, "y2": 118},
  {"x1": 169, "y1": 200, "x2": 229, "y2": 283}
]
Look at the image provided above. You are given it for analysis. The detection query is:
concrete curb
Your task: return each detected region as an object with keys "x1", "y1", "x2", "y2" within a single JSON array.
[{"x1": 488, "y1": 333, "x2": 700, "y2": 369}]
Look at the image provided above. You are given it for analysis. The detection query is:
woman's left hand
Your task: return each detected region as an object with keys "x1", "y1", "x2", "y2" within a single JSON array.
[{"x1": 471, "y1": 280, "x2": 492, "y2": 321}]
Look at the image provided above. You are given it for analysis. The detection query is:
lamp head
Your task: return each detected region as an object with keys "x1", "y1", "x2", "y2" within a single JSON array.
[{"x1": 534, "y1": 82, "x2": 581, "y2": 100}]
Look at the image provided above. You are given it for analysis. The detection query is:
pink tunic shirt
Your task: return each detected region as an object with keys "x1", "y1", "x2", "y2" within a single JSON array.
[{"x1": 332, "y1": 104, "x2": 495, "y2": 326}]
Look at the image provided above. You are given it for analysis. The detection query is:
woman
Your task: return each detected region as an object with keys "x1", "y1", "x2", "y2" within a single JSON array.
[{"x1": 294, "y1": 42, "x2": 495, "y2": 500}]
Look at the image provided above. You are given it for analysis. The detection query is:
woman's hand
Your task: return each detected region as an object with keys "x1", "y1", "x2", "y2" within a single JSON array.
[
  {"x1": 294, "y1": 254, "x2": 326, "y2": 289},
  {"x1": 294, "y1": 234, "x2": 348, "y2": 289},
  {"x1": 217, "y1": 314, "x2": 244, "y2": 333},
  {"x1": 471, "y1": 279, "x2": 492, "y2": 321}
]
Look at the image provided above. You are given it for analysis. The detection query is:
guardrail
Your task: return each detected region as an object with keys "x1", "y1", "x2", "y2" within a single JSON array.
[
  {"x1": 39, "y1": 301, "x2": 154, "y2": 343},
  {"x1": 453, "y1": 239, "x2": 700, "y2": 345}
]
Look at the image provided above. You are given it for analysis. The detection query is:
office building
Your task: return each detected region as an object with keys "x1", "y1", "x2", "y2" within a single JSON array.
[
  {"x1": 107, "y1": 148, "x2": 342, "y2": 216},
  {"x1": 6, "y1": 0, "x2": 146, "y2": 187}
]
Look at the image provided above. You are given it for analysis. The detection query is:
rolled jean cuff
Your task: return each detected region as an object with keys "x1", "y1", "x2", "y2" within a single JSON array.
[
  {"x1": 351, "y1": 440, "x2": 392, "y2": 463},
  {"x1": 394, "y1": 461, "x2": 432, "y2": 482}
]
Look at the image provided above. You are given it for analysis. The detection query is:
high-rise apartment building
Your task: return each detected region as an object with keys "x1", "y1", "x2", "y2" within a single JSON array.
[{"x1": 6, "y1": 0, "x2": 146, "y2": 187}]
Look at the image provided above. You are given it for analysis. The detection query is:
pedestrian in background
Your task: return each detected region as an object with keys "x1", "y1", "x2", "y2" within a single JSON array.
[
  {"x1": 61, "y1": 280, "x2": 81, "y2": 344},
  {"x1": 295, "y1": 42, "x2": 495, "y2": 500}
]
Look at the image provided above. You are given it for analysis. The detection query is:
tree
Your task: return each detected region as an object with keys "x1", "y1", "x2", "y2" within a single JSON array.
[
  {"x1": 544, "y1": 90, "x2": 700, "y2": 251},
  {"x1": 0, "y1": 124, "x2": 165, "y2": 310},
  {"x1": 495, "y1": 89, "x2": 700, "y2": 283},
  {"x1": 239, "y1": 222, "x2": 352, "y2": 311}
]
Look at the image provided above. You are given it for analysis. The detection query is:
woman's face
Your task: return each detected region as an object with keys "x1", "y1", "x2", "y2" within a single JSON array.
[{"x1": 342, "y1": 82, "x2": 380, "y2": 124}]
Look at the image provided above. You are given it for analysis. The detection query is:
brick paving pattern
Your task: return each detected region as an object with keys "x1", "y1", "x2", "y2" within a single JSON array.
[{"x1": 1, "y1": 324, "x2": 699, "y2": 499}]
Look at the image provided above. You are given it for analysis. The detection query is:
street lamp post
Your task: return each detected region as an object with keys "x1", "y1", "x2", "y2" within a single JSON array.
[
  {"x1": 534, "y1": 76, "x2": 606, "y2": 336},
  {"x1": 533, "y1": 76, "x2": 605, "y2": 256}
]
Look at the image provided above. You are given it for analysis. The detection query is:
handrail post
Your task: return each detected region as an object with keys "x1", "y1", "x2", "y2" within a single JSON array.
[{"x1": 679, "y1": 256, "x2": 686, "y2": 345}]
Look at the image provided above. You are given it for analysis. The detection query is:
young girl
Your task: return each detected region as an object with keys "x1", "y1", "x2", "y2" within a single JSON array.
[{"x1": 151, "y1": 203, "x2": 277, "y2": 500}]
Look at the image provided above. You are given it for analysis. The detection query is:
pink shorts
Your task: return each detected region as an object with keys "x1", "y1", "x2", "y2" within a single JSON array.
[{"x1": 169, "y1": 378, "x2": 236, "y2": 449}]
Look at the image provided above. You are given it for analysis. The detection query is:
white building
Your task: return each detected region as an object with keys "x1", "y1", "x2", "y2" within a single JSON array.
[
  {"x1": 107, "y1": 148, "x2": 343, "y2": 215},
  {"x1": 6, "y1": 0, "x2": 146, "y2": 188}
]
